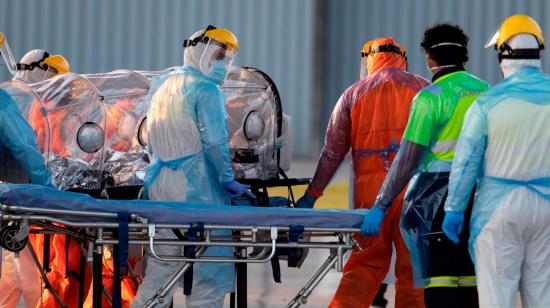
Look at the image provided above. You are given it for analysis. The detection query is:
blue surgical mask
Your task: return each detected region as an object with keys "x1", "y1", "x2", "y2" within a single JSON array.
[{"x1": 208, "y1": 60, "x2": 228, "y2": 84}]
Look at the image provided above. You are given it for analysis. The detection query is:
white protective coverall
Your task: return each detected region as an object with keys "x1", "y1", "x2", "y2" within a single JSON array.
[
  {"x1": 444, "y1": 35, "x2": 550, "y2": 307},
  {"x1": 131, "y1": 30, "x2": 238, "y2": 308}
]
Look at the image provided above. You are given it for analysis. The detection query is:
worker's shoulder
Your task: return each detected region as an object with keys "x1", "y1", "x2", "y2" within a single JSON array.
[
  {"x1": 348, "y1": 69, "x2": 427, "y2": 94},
  {"x1": 456, "y1": 71, "x2": 490, "y2": 90},
  {"x1": 426, "y1": 72, "x2": 489, "y2": 97},
  {"x1": 415, "y1": 84, "x2": 442, "y2": 100},
  {"x1": 0, "y1": 88, "x2": 16, "y2": 108},
  {"x1": 0, "y1": 88, "x2": 10, "y2": 99},
  {"x1": 476, "y1": 70, "x2": 550, "y2": 107}
]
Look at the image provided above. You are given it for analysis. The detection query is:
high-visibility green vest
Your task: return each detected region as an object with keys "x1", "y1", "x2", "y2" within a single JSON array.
[{"x1": 403, "y1": 71, "x2": 489, "y2": 172}]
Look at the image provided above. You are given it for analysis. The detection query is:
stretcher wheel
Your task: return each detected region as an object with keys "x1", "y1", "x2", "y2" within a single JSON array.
[{"x1": 0, "y1": 225, "x2": 28, "y2": 252}]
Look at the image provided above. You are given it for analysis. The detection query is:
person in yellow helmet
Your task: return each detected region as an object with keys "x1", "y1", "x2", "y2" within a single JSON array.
[
  {"x1": 13, "y1": 49, "x2": 70, "y2": 83},
  {"x1": 442, "y1": 14, "x2": 550, "y2": 307},
  {"x1": 131, "y1": 25, "x2": 253, "y2": 308}
]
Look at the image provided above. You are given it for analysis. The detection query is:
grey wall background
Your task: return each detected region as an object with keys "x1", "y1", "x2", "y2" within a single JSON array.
[
  {"x1": 320, "y1": 0, "x2": 550, "y2": 130},
  {"x1": 0, "y1": 0, "x2": 316, "y2": 155},
  {"x1": 1, "y1": 0, "x2": 548, "y2": 157}
]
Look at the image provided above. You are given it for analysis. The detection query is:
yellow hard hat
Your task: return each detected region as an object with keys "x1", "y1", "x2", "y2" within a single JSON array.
[
  {"x1": 485, "y1": 14, "x2": 544, "y2": 49},
  {"x1": 44, "y1": 54, "x2": 71, "y2": 76},
  {"x1": 0, "y1": 32, "x2": 5, "y2": 46},
  {"x1": 204, "y1": 27, "x2": 238, "y2": 52},
  {"x1": 183, "y1": 25, "x2": 239, "y2": 52}
]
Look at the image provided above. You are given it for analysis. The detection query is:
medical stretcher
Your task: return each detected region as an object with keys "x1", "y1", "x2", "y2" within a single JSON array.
[{"x1": 0, "y1": 184, "x2": 363, "y2": 308}]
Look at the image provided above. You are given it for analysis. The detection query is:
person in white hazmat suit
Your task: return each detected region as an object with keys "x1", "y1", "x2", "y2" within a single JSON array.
[
  {"x1": 441, "y1": 14, "x2": 550, "y2": 307},
  {"x1": 0, "y1": 49, "x2": 68, "y2": 308},
  {"x1": 131, "y1": 26, "x2": 255, "y2": 308}
]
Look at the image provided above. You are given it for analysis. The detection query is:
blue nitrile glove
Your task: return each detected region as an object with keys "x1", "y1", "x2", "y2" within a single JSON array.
[
  {"x1": 361, "y1": 206, "x2": 385, "y2": 236},
  {"x1": 223, "y1": 180, "x2": 257, "y2": 200},
  {"x1": 442, "y1": 211, "x2": 464, "y2": 244},
  {"x1": 296, "y1": 192, "x2": 318, "y2": 208}
]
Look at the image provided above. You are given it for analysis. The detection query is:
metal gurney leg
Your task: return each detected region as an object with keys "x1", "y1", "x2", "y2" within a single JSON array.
[
  {"x1": 286, "y1": 249, "x2": 338, "y2": 308},
  {"x1": 142, "y1": 246, "x2": 207, "y2": 308},
  {"x1": 26, "y1": 239, "x2": 68, "y2": 308},
  {"x1": 286, "y1": 235, "x2": 362, "y2": 308}
]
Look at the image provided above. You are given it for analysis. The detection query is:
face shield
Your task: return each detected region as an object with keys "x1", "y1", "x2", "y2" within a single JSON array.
[
  {"x1": 199, "y1": 39, "x2": 236, "y2": 82},
  {"x1": 484, "y1": 30, "x2": 500, "y2": 49},
  {"x1": 0, "y1": 33, "x2": 17, "y2": 75},
  {"x1": 360, "y1": 56, "x2": 369, "y2": 79},
  {"x1": 359, "y1": 40, "x2": 373, "y2": 79}
]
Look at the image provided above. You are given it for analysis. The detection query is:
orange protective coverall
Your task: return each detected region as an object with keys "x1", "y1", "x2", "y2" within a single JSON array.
[
  {"x1": 105, "y1": 100, "x2": 136, "y2": 152},
  {"x1": 306, "y1": 38, "x2": 429, "y2": 307},
  {"x1": 28, "y1": 102, "x2": 138, "y2": 307}
]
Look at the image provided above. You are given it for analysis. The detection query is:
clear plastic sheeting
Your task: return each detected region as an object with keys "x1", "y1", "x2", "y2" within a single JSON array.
[
  {"x1": 0, "y1": 66, "x2": 290, "y2": 189},
  {"x1": 222, "y1": 66, "x2": 290, "y2": 180},
  {"x1": 400, "y1": 171, "x2": 449, "y2": 287},
  {"x1": 1, "y1": 74, "x2": 105, "y2": 189},
  {"x1": 0, "y1": 69, "x2": 171, "y2": 189},
  {"x1": 84, "y1": 69, "x2": 158, "y2": 187}
]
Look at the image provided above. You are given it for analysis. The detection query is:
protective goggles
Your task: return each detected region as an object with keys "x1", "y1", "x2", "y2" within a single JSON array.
[
  {"x1": 361, "y1": 44, "x2": 406, "y2": 58},
  {"x1": 15, "y1": 51, "x2": 55, "y2": 72}
]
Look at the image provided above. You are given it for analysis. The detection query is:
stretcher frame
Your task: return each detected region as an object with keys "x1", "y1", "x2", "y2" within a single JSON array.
[{"x1": 0, "y1": 203, "x2": 361, "y2": 308}]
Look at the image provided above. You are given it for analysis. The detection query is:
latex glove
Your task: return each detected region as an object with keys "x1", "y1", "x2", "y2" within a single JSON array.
[
  {"x1": 223, "y1": 180, "x2": 257, "y2": 200},
  {"x1": 295, "y1": 192, "x2": 318, "y2": 208},
  {"x1": 442, "y1": 211, "x2": 464, "y2": 244},
  {"x1": 361, "y1": 206, "x2": 385, "y2": 236}
]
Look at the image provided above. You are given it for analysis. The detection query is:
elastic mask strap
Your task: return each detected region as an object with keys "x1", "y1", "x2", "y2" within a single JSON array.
[
  {"x1": 429, "y1": 64, "x2": 460, "y2": 70},
  {"x1": 430, "y1": 42, "x2": 464, "y2": 49}
]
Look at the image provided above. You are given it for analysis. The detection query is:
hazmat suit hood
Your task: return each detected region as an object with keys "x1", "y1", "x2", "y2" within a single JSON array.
[
  {"x1": 13, "y1": 49, "x2": 56, "y2": 84},
  {"x1": 183, "y1": 30, "x2": 206, "y2": 72},
  {"x1": 361, "y1": 37, "x2": 407, "y2": 78},
  {"x1": 500, "y1": 34, "x2": 542, "y2": 78}
]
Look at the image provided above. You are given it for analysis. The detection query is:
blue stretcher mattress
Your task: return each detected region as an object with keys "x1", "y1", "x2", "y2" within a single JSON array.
[{"x1": 0, "y1": 184, "x2": 364, "y2": 229}]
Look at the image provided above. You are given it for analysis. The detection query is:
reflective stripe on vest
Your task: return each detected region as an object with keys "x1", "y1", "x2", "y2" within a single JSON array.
[
  {"x1": 457, "y1": 275, "x2": 477, "y2": 287},
  {"x1": 424, "y1": 276, "x2": 458, "y2": 288}
]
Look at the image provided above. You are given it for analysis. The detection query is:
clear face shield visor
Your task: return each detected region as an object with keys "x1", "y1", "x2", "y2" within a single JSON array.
[
  {"x1": 360, "y1": 56, "x2": 369, "y2": 79},
  {"x1": 199, "y1": 39, "x2": 236, "y2": 77},
  {"x1": 0, "y1": 34, "x2": 17, "y2": 75},
  {"x1": 484, "y1": 30, "x2": 500, "y2": 49}
]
